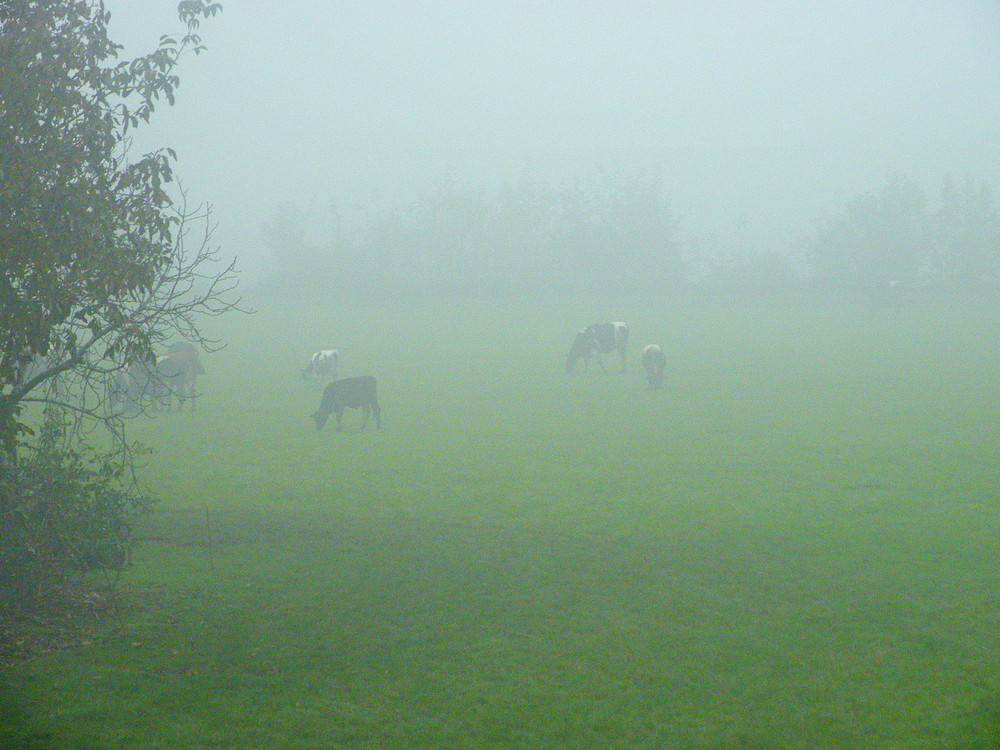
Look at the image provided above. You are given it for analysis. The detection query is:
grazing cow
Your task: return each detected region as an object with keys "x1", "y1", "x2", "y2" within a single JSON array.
[
  {"x1": 642, "y1": 344, "x2": 667, "y2": 390},
  {"x1": 302, "y1": 349, "x2": 340, "y2": 381},
  {"x1": 154, "y1": 352, "x2": 204, "y2": 411},
  {"x1": 108, "y1": 360, "x2": 157, "y2": 409},
  {"x1": 565, "y1": 322, "x2": 629, "y2": 373},
  {"x1": 311, "y1": 375, "x2": 380, "y2": 431},
  {"x1": 869, "y1": 280, "x2": 903, "y2": 318}
]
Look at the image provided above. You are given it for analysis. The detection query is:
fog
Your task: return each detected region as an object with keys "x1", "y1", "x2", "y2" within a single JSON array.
[
  {"x1": 9, "y1": 4, "x2": 1000, "y2": 743},
  {"x1": 106, "y1": 0, "x2": 1000, "y2": 279}
]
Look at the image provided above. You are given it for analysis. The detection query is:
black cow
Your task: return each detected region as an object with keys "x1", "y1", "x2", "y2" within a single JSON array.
[
  {"x1": 312, "y1": 375, "x2": 381, "y2": 431},
  {"x1": 869, "y1": 280, "x2": 903, "y2": 318},
  {"x1": 565, "y1": 322, "x2": 629, "y2": 373},
  {"x1": 641, "y1": 344, "x2": 666, "y2": 390}
]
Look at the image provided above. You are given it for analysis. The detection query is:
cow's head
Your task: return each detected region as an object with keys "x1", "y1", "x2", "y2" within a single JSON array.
[
  {"x1": 565, "y1": 331, "x2": 594, "y2": 373},
  {"x1": 311, "y1": 410, "x2": 329, "y2": 430}
]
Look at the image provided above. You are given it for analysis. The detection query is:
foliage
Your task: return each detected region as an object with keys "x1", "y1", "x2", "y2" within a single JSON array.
[
  {"x1": 0, "y1": 407, "x2": 150, "y2": 618},
  {"x1": 262, "y1": 168, "x2": 999, "y2": 298},
  {"x1": 0, "y1": 0, "x2": 229, "y2": 453},
  {"x1": 259, "y1": 167, "x2": 681, "y2": 297},
  {"x1": 808, "y1": 174, "x2": 1000, "y2": 292},
  {"x1": 932, "y1": 175, "x2": 1000, "y2": 289},
  {"x1": 0, "y1": 1, "x2": 245, "y2": 622}
]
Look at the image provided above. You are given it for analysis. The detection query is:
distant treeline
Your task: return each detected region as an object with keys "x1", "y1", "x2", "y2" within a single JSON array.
[
  {"x1": 808, "y1": 174, "x2": 999, "y2": 293},
  {"x1": 258, "y1": 171, "x2": 999, "y2": 298}
]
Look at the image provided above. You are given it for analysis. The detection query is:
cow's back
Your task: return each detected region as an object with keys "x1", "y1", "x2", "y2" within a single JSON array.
[
  {"x1": 587, "y1": 321, "x2": 628, "y2": 352},
  {"x1": 642, "y1": 344, "x2": 665, "y2": 367},
  {"x1": 323, "y1": 375, "x2": 377, "y2": 409},
  {"x1": 157, "y1": 353, "x2": 200, "y2": 380}
]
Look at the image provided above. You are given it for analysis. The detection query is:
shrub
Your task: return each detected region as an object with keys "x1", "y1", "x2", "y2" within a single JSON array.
[{"x1": 0, "y1": 408, "x2": 151, "y2": 619}]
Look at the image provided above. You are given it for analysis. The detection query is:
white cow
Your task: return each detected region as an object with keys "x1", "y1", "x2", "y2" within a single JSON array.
[
  {"x1": 108, "y1": 342, "x2": 204, "y2": 411},
  {"x1": 642, "y1": 344, "x2": 666, "y2": 390},
  {"x1": 302, "y1": 350, "x2": 339, "y2": 381}
]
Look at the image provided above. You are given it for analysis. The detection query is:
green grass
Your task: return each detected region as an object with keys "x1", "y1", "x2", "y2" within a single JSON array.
[{"x1": 4, "y1": 294, "x2": 1000, "y2": 749}]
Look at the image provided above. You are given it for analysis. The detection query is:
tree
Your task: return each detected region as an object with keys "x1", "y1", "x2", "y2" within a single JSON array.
[
  {"x1": 0, "y1": 0, "x2": 244, "y2": 615},
  {"x1": 806, "y1": 174, "x2": 999, "y2": 293},
  {"x1": 0, "y1": 0, "x2": 237, "y2": 451},
  {"x1": 807, "y1": 175, "x2": 932, "y2": 292},
  {"x1": 256, "y1": 166, "x2": 682, "y2": 298},
  {"x1": 933, "y1": 175, "x2": 1000, "y2": 288}
]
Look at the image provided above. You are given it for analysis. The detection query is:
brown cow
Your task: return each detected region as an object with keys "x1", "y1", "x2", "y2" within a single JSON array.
[{"x1": 155, "y1": 352, "x2": 205, "y2": 411}]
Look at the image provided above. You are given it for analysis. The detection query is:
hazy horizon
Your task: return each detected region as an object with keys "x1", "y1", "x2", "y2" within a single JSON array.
[{"x1": 105, "y1": 0, "x2": 1000, "y2": 275}]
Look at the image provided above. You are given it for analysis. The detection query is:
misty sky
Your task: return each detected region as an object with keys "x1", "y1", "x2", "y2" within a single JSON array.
[{"x1": 106, "y1": 0, "x2": 1000, "y2": 272}]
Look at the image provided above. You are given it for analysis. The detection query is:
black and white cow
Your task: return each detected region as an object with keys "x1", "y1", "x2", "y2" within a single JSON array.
[
  {"x1": 311, "y1": 375, "x2": 380, "y2": 431},
  {"x1": 641, "y1": 344, "x2": 667, "y2": 390},
  {"x1": 302, "y1": 349, "x2": 340, "y2": 381},
  {"x1": 869, "y1": 280, "x2": 903, "y2": 318},
  {"x1": 565, "y1": 322, "x2": 629, "y2": 373}
]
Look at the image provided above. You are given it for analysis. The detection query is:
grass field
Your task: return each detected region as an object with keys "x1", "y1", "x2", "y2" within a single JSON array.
[{"x1": 3, "y1": 293, "x2": 1000, "y2": 749}]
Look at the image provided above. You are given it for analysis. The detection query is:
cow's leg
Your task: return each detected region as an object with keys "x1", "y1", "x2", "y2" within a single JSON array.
[
  {"x1": 361, "y1": 404, "x2": 370, "y2": 430},
  {"x1": 373, "y1": 402, "x2": 381, "y2": 429},
  {"x1": 335, "y1": 408, "x2": 344, "y2": 431}
]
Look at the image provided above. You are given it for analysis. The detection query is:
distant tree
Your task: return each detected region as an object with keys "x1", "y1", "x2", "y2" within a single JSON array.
[
  {"x1": 546, "y1": 166, "x2": 679, "y2": 295},
  {"x1": 487, "y1": 171, "x2": 556, "y2": 293},
  {"x1": 806, "y1": 174, "x2": 999, "y2": 293},
  {"x1": 932, "y1": 175, "x2": 1000, "y2": 288},
  {"x1": 257, "y1": 166, "x2": 682, "y2": 298},
  {"x1": 808, "y1": 175, "x2": 933, "y2": 291}
]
